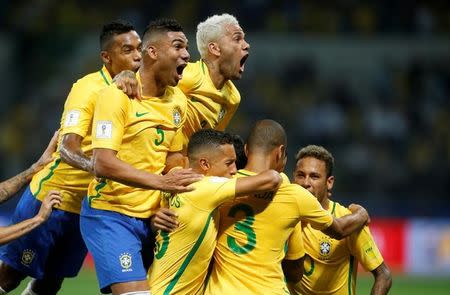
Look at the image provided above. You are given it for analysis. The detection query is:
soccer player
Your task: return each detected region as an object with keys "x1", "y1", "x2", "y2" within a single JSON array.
[
  {"x1": 0, "y1": 20, "x2": 143, "y2": 295},
  {"x1": 204, "y1": 120, "x2": 370, "y2": 295},
  {"x1": 148, "y1": 129, "x2": 281, "y2": 294},
  {"x1": 177, "y1": 13, "x2": 249, "y2": 146},
  {"x1": 79, "y1": 19, "x2": 201, "y2": 295},
  {"x1": 114, "y1": 13, "x2": 249, "y2": 148},
  {"x1": 0, "y1": 132, "x2": 62, "y2": 246},
  {"x1": 285, "y1": 145, "x2": 392, "y2": 295}
]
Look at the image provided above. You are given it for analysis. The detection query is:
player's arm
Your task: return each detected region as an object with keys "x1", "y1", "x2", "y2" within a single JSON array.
[
  {"x1": 370, "y1": 262, "x2": 392, "y2": 295},
  {"x1": 0, "y1": 131, "x2": 58, "y2": 204},
  {"x1": 93, "y1": 148, "x2": 201, "y2": 193},
  {"x1": 282, "y1": 256, "x2": 305, "y2": 284},
  {"x1": 235, "y1": 169, "x2": 282, "y2": 196},
  {"x1": 322, "y1": 204, "x2": 369, "y2": 240},
  {"x1": 0, "y1": 191, "x2": 61, "y2": 245},
  {"x1": 60, "y1": 133, "x2": 93, "y2": 173}
]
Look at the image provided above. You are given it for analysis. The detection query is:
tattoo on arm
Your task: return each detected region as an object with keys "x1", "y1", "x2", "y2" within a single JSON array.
[{"x1": 0, "y1": 167, "x2": 35, "y2": 204}]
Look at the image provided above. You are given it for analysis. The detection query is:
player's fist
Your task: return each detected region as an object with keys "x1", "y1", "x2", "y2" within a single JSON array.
[{"x1": 36, "y1": 190, "x2": 62, "y2": 222}]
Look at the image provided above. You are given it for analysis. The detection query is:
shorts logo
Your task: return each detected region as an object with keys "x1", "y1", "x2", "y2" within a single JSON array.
[
  {"x1": 119, "y1": 253, "x2": 133, "y2": 272},
  {"x1": 21, "y1": 249, "x2": 35, "y2": 266}
]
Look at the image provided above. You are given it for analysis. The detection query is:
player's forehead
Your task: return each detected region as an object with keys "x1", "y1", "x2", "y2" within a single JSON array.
[
  {"x1": 224, "y1": 24, "x2": 244, "y2": 36},
  {"x1": 295, "y1": 157, "x2": 326, "y2": 174},
  {"x1": 111, "y1": 30, "x2": 141, "y2": 47},
  {"x1": 217, "y1": 144, "x2": 236, "y2": 160},
  {"x1": 165, "y1": 31, "x2": 188, "y2": 44}
]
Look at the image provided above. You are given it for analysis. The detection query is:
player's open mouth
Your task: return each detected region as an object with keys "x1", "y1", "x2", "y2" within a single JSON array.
[
  {"x1": 176, "y1": 63, "x2": 187, "y2": 79},
  {"x1": 239, "y1": 54, "x2": 249, "y2": 73}
]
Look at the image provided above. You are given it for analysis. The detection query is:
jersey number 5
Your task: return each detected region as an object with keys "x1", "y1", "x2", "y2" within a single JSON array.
[
  {"x1": 154, "y1": 127, "x2": 165, "y2": 146},
  {"x1": 227, "y1": 203, "x2": 256, "y2": 255}
]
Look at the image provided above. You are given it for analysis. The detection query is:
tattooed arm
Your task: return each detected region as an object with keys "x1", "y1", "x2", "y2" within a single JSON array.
[
  {"x1": 60, "y1": 133, "x2": 93, "y2": 173},
  {"x1": 0, "y1": 131, "x2": 58, "y2": 204}
]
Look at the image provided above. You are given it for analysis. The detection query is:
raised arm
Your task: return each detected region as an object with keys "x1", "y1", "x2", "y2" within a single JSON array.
[
  {"x1": 60, "y1": 133, "x2": 93, "y2": 173},
  {"x1": 370, "y1": 263, "x2": 392, "y2": 295},
  {"x1": 0, "y1": 131, "x2": 58, "y2": 204},
  {"x1": 235, "y1": 169, "x2": 282, "y2": 197},
  {"x1": 322, "y1": 204, "x2": 369, "y2": 240},
  {"x1": 93, "y1": 148, "x2": 201, "y2": 193}
]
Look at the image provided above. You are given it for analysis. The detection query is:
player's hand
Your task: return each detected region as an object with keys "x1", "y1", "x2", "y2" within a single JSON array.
[
  {"x1": 36, "y1": 190, "x2": 62, "y2": 222},
  {"x1": 150, "y1": 208, "x2": 179, "y2": 232},
  {"x1": 348, "y1": 203, "x2": 370, "y2": 225},
  {"x1": 32, "y1": 131, "x2": 59, "y2": 173},
  {"x1": 113, "y1": 70, "x2": 141, "y2": 100},
  {"x1": 159, "y1": 168, "x2": 203, "y2": 193}
]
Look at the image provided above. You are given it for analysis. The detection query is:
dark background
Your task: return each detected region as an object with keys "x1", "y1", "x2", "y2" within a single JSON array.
[{"x1": 0, "y1": 0, "x2": 449, "y2": 217}]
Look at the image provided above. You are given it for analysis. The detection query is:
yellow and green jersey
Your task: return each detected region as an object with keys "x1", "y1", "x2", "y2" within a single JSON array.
[
  {"x1": 205, "y1": 169, "x2": 333, "y2": 295},
  {"x1": 148, "y1": 176, "x2": 237, "y2": 295},
  {"x1": 177, "y1": 60, "x2": 240, "y2": 146},
  {"x1": 287, "y1": 200, "x2": 384, "y2": 295},
  {"x1": 29, "y1": 66, "x2": 112, "y2": 214},
  {"x1": 87, "y1": 72, "x2": 187, "y2": 218}
]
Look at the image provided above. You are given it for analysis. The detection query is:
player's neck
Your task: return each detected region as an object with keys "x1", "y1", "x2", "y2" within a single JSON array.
[
  {"x1": 320, "y1": 197, "x2": 330, "y2": 210},
  {"x1": 244, "y1": 154, "x2": 275, "y2": 173},
  {"x1": 203, "y1": 58, "x2": 226, "y2": 89},
  {"x1": 139, "y1": 67, "x2": 166, "y2": 97}
]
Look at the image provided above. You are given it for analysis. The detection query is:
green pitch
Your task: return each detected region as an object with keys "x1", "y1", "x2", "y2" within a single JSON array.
[{"x1": 9, "y1": 268, "x2": 450, "y2": 294}]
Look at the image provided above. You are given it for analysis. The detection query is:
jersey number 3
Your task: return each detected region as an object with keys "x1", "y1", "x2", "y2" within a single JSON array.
[{"x1": 227, "y1": 203, "x2": 256, "y2": 255}]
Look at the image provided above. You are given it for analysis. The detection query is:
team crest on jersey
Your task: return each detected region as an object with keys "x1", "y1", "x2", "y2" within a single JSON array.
[
  {"x1": 21, "y1": 249, "x2": 35, "y2": 266},
  {"x1": 218, "y1": 106, "x2": 226, "y2": 122},
  {"x1": 173, "y1": 107, "x2": 182, "y2": 126},
  {"x1": 119, "y1": 253, "x2": 133, "y2": 272},
  {"x1": 319, "y1": 237, "x2": 332, "y2": 259}
]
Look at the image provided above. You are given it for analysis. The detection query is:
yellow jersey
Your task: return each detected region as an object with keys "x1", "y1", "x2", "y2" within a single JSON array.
[
  {"x1": 29, "y1": 66, "x2": 112, "y2": 214},
  {"x1": 205, "y1": 170, "x2": 333, "y2": 295},
  {"x1": 87, "y1": 73, "x2": 187, "y2": 218},
  {"x1": 287, "y1": 200, "x2": 384, "y2": 295},
  {"x1": 149, "y1": 176, "x2": 237, "y2": 295},
  {"x1": 177, "y1": 60, "x2": 240, "y2": 146}
]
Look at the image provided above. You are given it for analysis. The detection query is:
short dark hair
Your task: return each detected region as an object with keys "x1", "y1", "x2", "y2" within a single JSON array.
[
  {"x1": 100, "y1": 20, "x2": 135, "y2": 50},
  {"x1": 230, "y1": 134, "x2": 247, "y2": 169},
  {"x1": 143, "y1": 18, "x2": 183, "y2": 43},
  {"x1": 187, "y1": 129, "x2": 234, "y2": 159},
  {"x1": 295, "y1": 145, "x2": 335, "y2": 177},
  {"x1": 246, "y1": 119, "x2": 287, "y2": 154}
]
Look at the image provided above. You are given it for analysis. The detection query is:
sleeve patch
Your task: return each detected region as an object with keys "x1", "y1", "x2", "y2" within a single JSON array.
[
  {"x1": 64, "y1": 110, "x2": 81, "y2": 127},
  {"x1": 95, "y1": 121, "x2": 113, "y2": 139}
]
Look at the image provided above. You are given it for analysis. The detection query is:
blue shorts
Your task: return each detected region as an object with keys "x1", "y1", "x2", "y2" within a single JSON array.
[
  {"x1": 0, "y1": 186, "x2": 87, "y2": 279},
  {"x1": 80, "y1": 198, "x2": 155, "y2": 294}
]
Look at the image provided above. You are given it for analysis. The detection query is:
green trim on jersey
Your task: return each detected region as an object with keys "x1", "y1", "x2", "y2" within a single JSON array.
[
  {"x1": 33, "y1": 158, "x2": 61, "y2": 197},
  {"x1": 331, "y1": 201, "x2": 336, "y2": 216},
  {"x1": 99, "y1": 69, "x2": 111, "y2": 85},
  {"x1": 163, "y1": 210, "x2": 215, "y2": 295},
  {"x1": 87, "y1": 181, "x2": 107, "y2": 206},
  {"x1": 237, "y1": 171, "x2": 251, "y2": 177},
  {"x1": 348, "y1": 255, "x2": 355, "y2": 295}
]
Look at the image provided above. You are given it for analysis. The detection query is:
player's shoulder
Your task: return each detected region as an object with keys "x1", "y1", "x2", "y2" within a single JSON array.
[
  {"x1": 332, "y1": 201, "x2": 352, "y2": 217},
  {"x1": 72, "y1": 69, "x2": 107, "y2": 90},
  {"x1": 178, "y1": 61, "x2": 203, "y2": 90},
  {"x1": 223, "y1": 80, "x2": 241, "y2": 104}
]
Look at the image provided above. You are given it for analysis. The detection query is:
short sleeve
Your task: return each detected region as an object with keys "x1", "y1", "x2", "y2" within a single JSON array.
[
  {"x1": 293, "y1": 185, "x2": 333, "y2": 230},
  {"x1": 349, "y1": 225, "x2": 384, "y2": 271},
  {"x1": 91, "y1": 86, "x2": 128, "y2": 151}
]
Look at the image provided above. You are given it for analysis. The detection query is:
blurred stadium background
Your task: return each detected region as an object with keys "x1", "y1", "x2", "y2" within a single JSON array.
[{"x1": 1, "y1": 0, "x2": 449, "y2": 294}]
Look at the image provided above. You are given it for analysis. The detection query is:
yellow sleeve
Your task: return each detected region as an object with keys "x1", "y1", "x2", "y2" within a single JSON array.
[
  {"x1": 294, "y1": 185, "x2": 333, "y2": 230},
  {"x1": 60, "y1": 82, "x2": 97, "y2": 138},
  {"x1": 348, "y1": 225, "x2": 384, "y2": 271},
  {"x1": 177, "y1": 62, "x2": 201, "y2": 94},
  {"x1": 285, "y1": 222, "x2": 305, "y2": 260},
  {"x1": 92, "y1": 86, "x2": 128, "y2": 151},
  {"x1": 215, "y1": 91, "x2": 240, "y2": 131},
  {"x1": 280, "y1": 172, "x2": 291, "y2": 184},
  {"x1": 197, "y1": 177, "x2": 237, "y2": 211}
]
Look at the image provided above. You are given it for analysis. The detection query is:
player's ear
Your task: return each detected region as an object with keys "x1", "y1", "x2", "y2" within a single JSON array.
[
  {"x1": 244, "y1": 144, "x2": 249, "y2": 157},
  {"x1": 100, "y1": 51, "x2": 111, "y2": 64},
  {"x1": 144, "y1": 44, "x2": 158, "y2": 60},
  {"x1": 327, "y1": 175, "x2": 335, "y2": 191},
  {"x1": 199, "y1": 158, "x2": 210, "y2": 171},
  {"x1": 208, "y1": 42, "x2": 220, "y2": 57}
]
